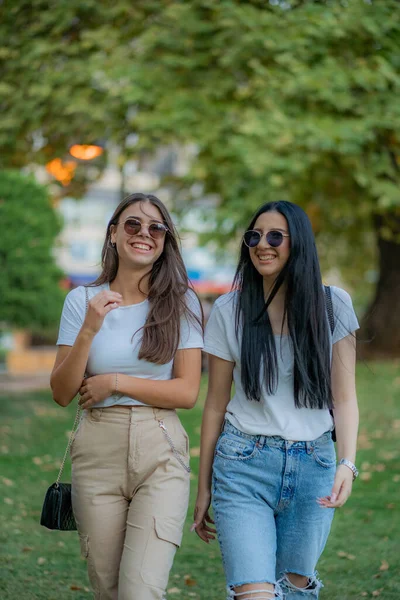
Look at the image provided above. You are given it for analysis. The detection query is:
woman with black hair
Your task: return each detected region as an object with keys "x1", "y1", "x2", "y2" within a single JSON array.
[
  {"x1": 192, "y1": 201, "x2": 359, "y2": 599},
  {"x1": 51, "y1": 193, "x2": 203, "y2": 600}
]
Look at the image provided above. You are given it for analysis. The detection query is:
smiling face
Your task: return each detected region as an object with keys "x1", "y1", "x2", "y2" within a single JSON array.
[
  {"x1": 248, "y1": 210, "x2": 291, "y2": 282},
  {"x1": 110, "y1": 200, "x2": 166, "y2": 270}
]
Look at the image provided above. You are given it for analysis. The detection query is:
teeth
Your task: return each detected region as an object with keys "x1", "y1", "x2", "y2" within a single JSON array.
[
  {"x1": 258, "y1": 255, "x2": 276, "y2": 261},
  {"x1": 132, "y1": 243, "x2": 151, "y2": 251}
]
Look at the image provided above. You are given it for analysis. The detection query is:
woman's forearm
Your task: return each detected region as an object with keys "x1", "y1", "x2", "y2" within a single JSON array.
[
  {"x1": 333, "y1": 396, "x2": 359, "y2": 463},
  {"x1": 50, "y1": 330, "x2": 95, "y2": 407},
  {"x1": 116, "y1": 373, "x2": 199, "y2": 410},
  {"x1": 197, "y1": 401, "x2": 226, "y2": 494}
]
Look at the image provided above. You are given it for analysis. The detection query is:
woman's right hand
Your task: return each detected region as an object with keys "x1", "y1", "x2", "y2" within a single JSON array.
[
  {"x1": 191, "y1": 490, "x2": 216, "y2": 543},
  {"x1": 82, "y1": 290, "x2": 123, "y2": 336}
]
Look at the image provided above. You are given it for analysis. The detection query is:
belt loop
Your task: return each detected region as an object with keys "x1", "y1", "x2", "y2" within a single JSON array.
[
  {"x1": 257, "y1": 435, "x2": 265, "y2": 448},
  {"x1": 306, "y1": 441, "x2": 313, "y2": 454}
]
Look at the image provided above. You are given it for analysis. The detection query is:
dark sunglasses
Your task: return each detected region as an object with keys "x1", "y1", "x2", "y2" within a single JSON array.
[
  {"x1": 117, "y1": 218, "x2": 169, "y2": 240},
  {"x1": 243, "y1": 229, "x2": 290, "y2": 248}
]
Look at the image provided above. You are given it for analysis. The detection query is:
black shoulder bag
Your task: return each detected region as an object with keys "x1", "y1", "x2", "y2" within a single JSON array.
[{"x1": 40, "y1": 287, "x2": 88, "y2": 530}]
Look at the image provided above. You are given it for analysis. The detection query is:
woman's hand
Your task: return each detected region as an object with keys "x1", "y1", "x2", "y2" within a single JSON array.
[
  {"x1": 78, "y1": 375, "x2": 114, "y2": 409},
  {"x1": 190, "y1": 490, "x2": 216, "y2": 543},
  {"x1": 82, "y1": 290, "x2": 122, "y2": 336},
  {"x1": 317, "y1": 464, "x2": 354, "y2": 508}
]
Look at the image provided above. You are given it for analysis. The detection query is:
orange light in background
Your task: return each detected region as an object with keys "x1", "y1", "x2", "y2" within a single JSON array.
[
  {"x1": 46, "y1": 158, "x2": 77, "y2": 186},
  {"x1": 69, "y1": 144, "x2": 103, "y2": 160}
]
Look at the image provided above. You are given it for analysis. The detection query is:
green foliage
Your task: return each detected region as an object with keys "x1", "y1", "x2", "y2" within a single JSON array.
[
  {"x1": 1, "y1": 0, "x2": 400, "y2": 298},
  {"x1": 121, "y1": 0, "x2": 400, "y2": 290},
  {"x1": 0, "y1": 170, "x2": 65, "y2": 330}
]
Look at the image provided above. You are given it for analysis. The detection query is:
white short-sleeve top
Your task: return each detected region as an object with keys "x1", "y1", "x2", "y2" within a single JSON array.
[
  {"x1": 57, "y1": 283, "x2": 204, "y2": 407},
  {"x1": 204, "y1": 286, "x2": 359, "y2": 441}
]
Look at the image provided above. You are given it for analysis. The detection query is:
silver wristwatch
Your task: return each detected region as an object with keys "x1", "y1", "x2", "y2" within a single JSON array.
[{"x1": 339, "y1": 458, "x2": 359, "y2": 480}]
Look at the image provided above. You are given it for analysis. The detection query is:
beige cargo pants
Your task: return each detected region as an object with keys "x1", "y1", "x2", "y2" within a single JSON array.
[{"x1": 70, "y1": 406, "x2": 190, "y2": 600}]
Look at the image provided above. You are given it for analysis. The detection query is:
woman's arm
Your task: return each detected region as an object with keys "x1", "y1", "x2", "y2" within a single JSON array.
[
  {"x1": 319, "y1": 333, "x2": 359, "y2": 508},
  {"x1": 50, "y1": 290, "x2": 122, "y2": 406},
  {"x1": 191, "y1": 354, "x2": 234, "y2": 542},
  {"x1": 78, "y1": 347, "x2": 202, "y2": 410}
]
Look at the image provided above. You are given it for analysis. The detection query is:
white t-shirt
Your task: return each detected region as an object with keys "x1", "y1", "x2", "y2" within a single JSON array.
[
  {"x1": 57, "y1": 283, "x2": 204, "y2": 407},
  {"x1": 204, "y1": 286, "x2": 359, "y2": 441}
]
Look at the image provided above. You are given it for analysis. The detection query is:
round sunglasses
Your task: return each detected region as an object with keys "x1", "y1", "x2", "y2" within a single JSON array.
[
  {"x1": 243, "y1": 229, "x2": 290, "y2": 248},
  {"x1": 117, "y1": 218, "x2": 169, "y2": 240}
]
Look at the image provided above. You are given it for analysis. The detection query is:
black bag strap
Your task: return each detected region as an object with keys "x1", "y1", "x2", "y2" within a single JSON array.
[
  {"x1": 324, "y1": 285, "x2": 337, "y2": 441},
  {"x1": 324, "y1": 285, "x2": 335, "y2": 335}
]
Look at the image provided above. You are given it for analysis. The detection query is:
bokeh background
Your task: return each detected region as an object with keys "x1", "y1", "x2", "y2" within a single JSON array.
[{"x1": 0, "y1": 1, "x2": 399, "y2": 599}]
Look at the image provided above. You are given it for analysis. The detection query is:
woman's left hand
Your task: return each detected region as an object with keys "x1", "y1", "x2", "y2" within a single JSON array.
[
  {"x1": 78, "y1": 375, "x2": 113, "y2": 409},
  {"x1": 317, "y1": 464, "x2": 354, "y2": 508}
]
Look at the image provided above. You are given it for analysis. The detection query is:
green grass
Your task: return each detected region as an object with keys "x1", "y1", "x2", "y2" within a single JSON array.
[{"x1": 1, "y1": 363, "x2": 400, "y2": 599}]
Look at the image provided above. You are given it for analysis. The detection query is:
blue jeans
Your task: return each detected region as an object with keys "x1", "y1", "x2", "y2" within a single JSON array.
[{"x1": 212, "y1": 421, "x2": 336, "y2": 599}]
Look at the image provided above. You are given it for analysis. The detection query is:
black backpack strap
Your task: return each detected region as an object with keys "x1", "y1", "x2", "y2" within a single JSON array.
[
  {"x1": 324, "y1": 285, "x2": 334, "y2": 335},
  {"x1": 324, "y1": 285, "x2": 336, "y2": 442}
]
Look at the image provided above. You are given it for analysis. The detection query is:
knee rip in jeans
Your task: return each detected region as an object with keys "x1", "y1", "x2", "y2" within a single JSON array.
[
  {"x1": 277, "y1": 573, "x2": 323, "y2": 595},
  {"x1": 227, "y1": 582, "x2": 283, "y2": 600}
]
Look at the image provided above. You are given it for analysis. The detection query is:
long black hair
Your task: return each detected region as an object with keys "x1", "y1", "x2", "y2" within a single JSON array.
[{"x1": 234, "y1": 200, "x2": 333, "y2": 410}]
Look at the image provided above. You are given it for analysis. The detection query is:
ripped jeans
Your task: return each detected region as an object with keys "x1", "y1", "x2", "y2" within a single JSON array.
[{"x1": 212, "y1": 421, "x2": 336, "y2": 599}]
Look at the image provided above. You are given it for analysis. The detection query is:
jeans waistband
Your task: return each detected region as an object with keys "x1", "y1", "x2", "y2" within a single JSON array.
[{"x1": 223, "y1": 420, "x2": 333, "y2": 450}]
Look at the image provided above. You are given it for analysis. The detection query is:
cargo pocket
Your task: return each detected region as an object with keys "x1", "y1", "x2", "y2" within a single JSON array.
[
  {"x1": 79, "y1": 533, "x2": 100, "y2": 594},
  {"x1": 78, "y1": 533, "x2": 89, "y2": 558},
  {"x1": 141, "y1": 517, "x2": 183, "y2": 589}
]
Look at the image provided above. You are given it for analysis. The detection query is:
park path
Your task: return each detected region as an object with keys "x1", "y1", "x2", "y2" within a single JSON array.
[{"x1": 0, "y1": 373, "x2": 50, "y2": 394}]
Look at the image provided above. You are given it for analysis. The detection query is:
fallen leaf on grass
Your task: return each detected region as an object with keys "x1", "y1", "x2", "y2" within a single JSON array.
[
  {"x1": 37, "y1": 557, "x2": 47, "y2": 565},
  {"x1": 70, "y1": 585, "x2": 83, "y2": 591},
  {"x1": 190, "y1": 447, "x2": 200, "y2": 457},
  {"x1": 386, "y1": 503, "x2": 395, "y2": 509},
  {"x1": 372, "y1": 589, "x2": 383, "y2": 597},
  {"x1": 379, "y1": 451, "x2": 398, "y2": 461},
  {"x1": 380, "y1": 560, "x2": 389, "y2": 571},
  {"x1": 2, "y1": 477, "x2": 14, "y2": 486},
  {"x1": 392, "y1": 475, "x2": 400, "y2": 482},
  {"x1": 167, "y1": 588, "x2": 181, "y2": 594},
  {"x1": 337, "y1": 551, "x2": 356, "y2": 560},
  {"x1": 32, "y1": 457, "x2": 43, "y2": 465},
  {"x1": 360, "y1": 472, "x2": 372, "y2": 482},
  {"x1": 357, "y1": 431, "x2": 373, "y2": 450},
  {"x1": 392, "y1": 420, "x2": 400, "y2": 430},
  {"x1": 22, "y1": 547, "x2": 33, "y2": 552},
  {"x1": 4, "y1": 498, "x2": 14, "y2": 505},
  {"x1": 184, "y1": 574, "x2": 197, "y2": 586},
  {"x1": 372, "y1": 463, "x2": 386, "y2": 472}
]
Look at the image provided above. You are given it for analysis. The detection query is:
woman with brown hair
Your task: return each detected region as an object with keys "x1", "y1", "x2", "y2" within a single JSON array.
[{"x1": 50, "y1": 193, "x2": 203, "y2": 600}]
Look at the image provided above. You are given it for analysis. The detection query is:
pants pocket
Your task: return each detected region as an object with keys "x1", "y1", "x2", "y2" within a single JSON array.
[
  {"x1": 141, "y1": 517, "x2": 182, "y2": 589},
  {"x1": 78, "y1": 533, "x2": 100, "y2": 595},
  {"x1": 78, "y1": 533, "x2": 89, "y2": 558}
]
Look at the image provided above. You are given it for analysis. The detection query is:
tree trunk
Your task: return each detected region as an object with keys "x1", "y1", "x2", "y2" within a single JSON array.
[{"x1": 358, "y1": 213, "x2": 400, "y2": 359}]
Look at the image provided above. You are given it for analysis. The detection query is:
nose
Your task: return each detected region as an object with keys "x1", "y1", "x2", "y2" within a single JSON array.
[
  {"x1": 137, "y1": 224, "x2": 151, "y2": 238},
  {"x1": 257, "y1": 234, "x2": 270, "y2": 249}
]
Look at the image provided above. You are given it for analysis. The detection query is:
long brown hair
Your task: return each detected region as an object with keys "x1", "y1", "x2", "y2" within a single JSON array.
[{"x1": 91, "y1": 193, "x2": 203, "y2": 364}]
